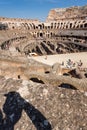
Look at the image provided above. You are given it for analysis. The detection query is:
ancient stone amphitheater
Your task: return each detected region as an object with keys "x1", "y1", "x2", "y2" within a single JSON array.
[
  {"x1": 0, "y1": 5, "x2": 87, "y2": 130},
  {"x1": 0, "y1": 6, "x2": 87, "y2": 54}
]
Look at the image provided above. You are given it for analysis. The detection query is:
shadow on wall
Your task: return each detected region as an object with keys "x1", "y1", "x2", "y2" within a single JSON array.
[{"x1": 0, "y1": 91, "x2": 52, "y2": 130}]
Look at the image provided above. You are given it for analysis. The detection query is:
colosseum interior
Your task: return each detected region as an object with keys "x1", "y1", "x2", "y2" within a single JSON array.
[
  {"x1": 0, "y1": 5, "x2": 87, "y2": 130},
  {"x1": 0, "y1": 5, "x2": 87, "y2": 91},
  {"x1": 0, "y1": 6, "x2": 87, "y2": 55}
]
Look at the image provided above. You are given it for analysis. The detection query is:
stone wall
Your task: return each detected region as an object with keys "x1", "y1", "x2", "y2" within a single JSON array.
[{"x1": 46, "y1": 5, "x2": 87, "y2": 21}]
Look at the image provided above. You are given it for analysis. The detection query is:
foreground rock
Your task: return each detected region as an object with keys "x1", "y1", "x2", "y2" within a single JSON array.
[{"x1": 0, "y1": 76, "x2": 87, "y2": 130}]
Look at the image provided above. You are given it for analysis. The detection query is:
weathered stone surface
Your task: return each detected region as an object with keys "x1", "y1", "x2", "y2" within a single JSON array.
[
  {"x1": 50, "y1": 62, "x2": 62, "y2": 75},
  {"x1": 0, "y1": 54, "x2": 87, "y2": 92},
  {"x1": 47, "y1": 5, "x2": 87, "y2": 21},
  {"x1": 0, "y1": 76, "x2": 87, "y2": 130}
]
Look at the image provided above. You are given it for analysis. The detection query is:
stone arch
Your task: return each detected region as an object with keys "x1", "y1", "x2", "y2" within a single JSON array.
[
  {"x1": 28, "y1": 23, "x2": 32, "y2": 29},
  {"x1": 12, "y1": 26, "x2": 15, "y2": 29},
  {"x1": 28, "y1": 74, "x2": 48, "y2": 85},
  {"x1": 25, "y1": 23, "x2": 29, "y2": 29},
  {"x1": 66, "y1": 24, "x2": 68, "y2": 29},
  {"x1": 38, "y1": 24, "x2": 42, "y2": 29},
  {"x1": 80, "y1": 24, "x2": 83, "y2": 28},
  {"x1": 42, "y1": 23, "x2": 45, "y2": 29},
  {"x1": 51, "y1": 23, "x2": 53, "y2": 29},
  {"x1": 84, "y1": 23, "x2": 87, "y2": 28},
  {"x1": 54, "y1": 23, "x2": 57, "y2": 28},
  {"x1": 39, "y1": 32, "x2": 43, "y2": 37},
  {"x1": 37, "y1": 32, "x2": 39, "y2": 37},
  {"x1": 62, "y1": 22, "x2": 65, "y2": 29},
  {"x1": 70, "y1": 23, "x2": 73, "y2": 28},
  {"x1": 30, "y1": 78, "x2": 44, "y2": 84},
  {"x1": 21, "y1": 23, "x2": 26, "y2": 29},
  {"x1": 47, "y1": 26, "x2": 50, "y2": 29},
  {"x1": 57, "y1": 23, "x2": 60, "y2": 29},
  {"x1": 32, "y1": 23, "x2": 36, "y2": 29},
  {"x1": 60, "y1": 22, "x2": 63, "y2": 29},
  {"x1": 50, "y1": 32, "x2": 53, "y2": 37},
  {"x1": 72, "y1": 21, "x2": 77, "y2": 28},
  {"x1": 74, "y1": 21, "x2": 79, "y2": 29},
  {"x1": 59, "y1": 83, "x2": 77, "y2": 90},
  {"x1": 59, "y1": 22, "x2": 63, "y2": 29},
  {"x1": 24, "y1": 23, "x2": 30, "y2": 30}
]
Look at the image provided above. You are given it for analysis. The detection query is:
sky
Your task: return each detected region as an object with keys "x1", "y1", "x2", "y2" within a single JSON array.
[{"x1": 0, "y1": 0, "x2": 87, "y2": 21}]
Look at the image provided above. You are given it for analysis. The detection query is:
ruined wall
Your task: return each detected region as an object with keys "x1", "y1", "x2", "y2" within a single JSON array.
[{"x1": 46, "y1": 5, "x2": 87, "y2": 21}]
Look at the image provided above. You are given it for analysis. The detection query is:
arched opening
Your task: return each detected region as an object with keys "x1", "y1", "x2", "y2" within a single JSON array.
[
  {"x1": 42, "y1": 23, "x2": 44, "y2": 29},
  {"x1": 18, "y1": 75, "x2": 21, "y2": 79},
  {"x1": 32, "y1": 23, "x2": 36, "y2": 29},
  {"x1": 29, "y1": 23, "x2": 32, "y2": 29},
  {"x1": 80, "y1": 24, "x2": 83, "y2": 28},
  {"x1": 30, "y1": 78, "x2": 44, "y2": 84},
  {"x1": 40, "y1": 32, "x2": 43, "y2": 37},
  {"x1": 84, "y1": 73, "x2": 87, "y2": 78},
  {"x1": 59, "y1": 83, "x2": 77, "y2": 90},
  {"x1": 41, "y1": 42, "x2": 52, "y2": 54},
  {"x1": 12, "y1": 26, "x2": 15, "y2": 29},
  {"x1": 45, "y1": 71, "x2": 50, "y2": 74},
  {"x1": 66, "y1": 25, "x2": 68, "y2": 29},
  {"x1": 51, "y1": 23, "x2": 53, "y2": 29},
  {"x1": 38, "y1": 24, "x2": 42, "y2": 29},
  {"x1": 36, "y1": 46, "x2": 42, "y2": 55},
  {"x1": 50, "y1": 32, "x2": 53, "y2": 37},
  {"x1": 37, "y1": 33, "x2": 39, "y2": 37},
  {"x1": 47, "y1": 42, "x2": 55, "y2": 50},
  {"x1": 84, "y1": 23, "x2": 87, "y2": 28},
  {"x1": 70, "y1": 23, "x2": 72, "y2": 28}
]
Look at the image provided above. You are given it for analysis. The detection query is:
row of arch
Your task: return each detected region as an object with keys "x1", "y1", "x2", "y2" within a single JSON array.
[
  {"x1": 19, "y1": 20, "x2": 87, "y2": 30},
  {"x1": 1, "y1": 19, "x2": 87, "y2": 30},
  {"x1": 50, "y1": 20, "x2": 87, "y2": 29}
]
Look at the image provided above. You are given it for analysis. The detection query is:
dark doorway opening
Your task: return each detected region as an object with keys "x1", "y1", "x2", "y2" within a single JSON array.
[{"x1": 30, "y1": 78, "x2": 44, "y2": 84}]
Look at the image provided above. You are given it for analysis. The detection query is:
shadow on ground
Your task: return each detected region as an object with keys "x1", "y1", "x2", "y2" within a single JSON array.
[{"x1": 0, "y1": 91, "x2": 52, "y2": 130}]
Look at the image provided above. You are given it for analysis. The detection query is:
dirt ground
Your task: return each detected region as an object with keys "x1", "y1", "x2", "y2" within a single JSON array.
[{"x1": 31, "y1": 52, "x2": 87, "y2": 68}]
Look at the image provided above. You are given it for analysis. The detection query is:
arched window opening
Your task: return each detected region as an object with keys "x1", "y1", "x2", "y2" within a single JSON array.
[
  {"x1": 38, "y1": 24, "x2": 42, "y2": 29},
  {"x1": 12, "y1": 26, "x2": 15, "y2": 29},
  {"x1": 70, "y1": 23, "x2": 72, "y2": 28},
  {"x1": 80, "y1": 24, "x2": 83, "y2": 28},
  {"x1": 40, "y1": 33, "x2": 43, "y2": 37},
  {"x1": 30, "y1": 78, "x2": 44, "y2": 84},
  {"x1": 59, "y1": 83, "x2": 77, "y2": 90},
  {"x1": 84, "y1": 23, "x2": 87, "y2": 28}
]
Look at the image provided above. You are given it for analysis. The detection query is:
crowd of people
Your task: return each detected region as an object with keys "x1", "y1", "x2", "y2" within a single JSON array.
[{"x1": 61, "y1": 59, "x2": 83, "y2": 69}]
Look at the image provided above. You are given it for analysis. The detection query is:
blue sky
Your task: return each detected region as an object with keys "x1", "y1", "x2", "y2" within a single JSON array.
[{"x1": 0, "y1": 0, "x2": 87, "y2": 21}]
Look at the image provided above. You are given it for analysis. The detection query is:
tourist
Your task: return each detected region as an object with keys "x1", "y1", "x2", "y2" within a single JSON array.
[
  {"x1": 61, "y1": 61, "x2": 64, "y2": 66},
  {"x1": 77, "y1": 60, "x2": 83, "y2": 67},
  {"x1": 45, "y1": 55, "x2": 47, "y2": 60},
  {"x1": 77, "y1": 60, "x2": 83, "y2": 70},
  {"x1": 66, "y1": 59, "x2": 72, "y2": 68}
]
